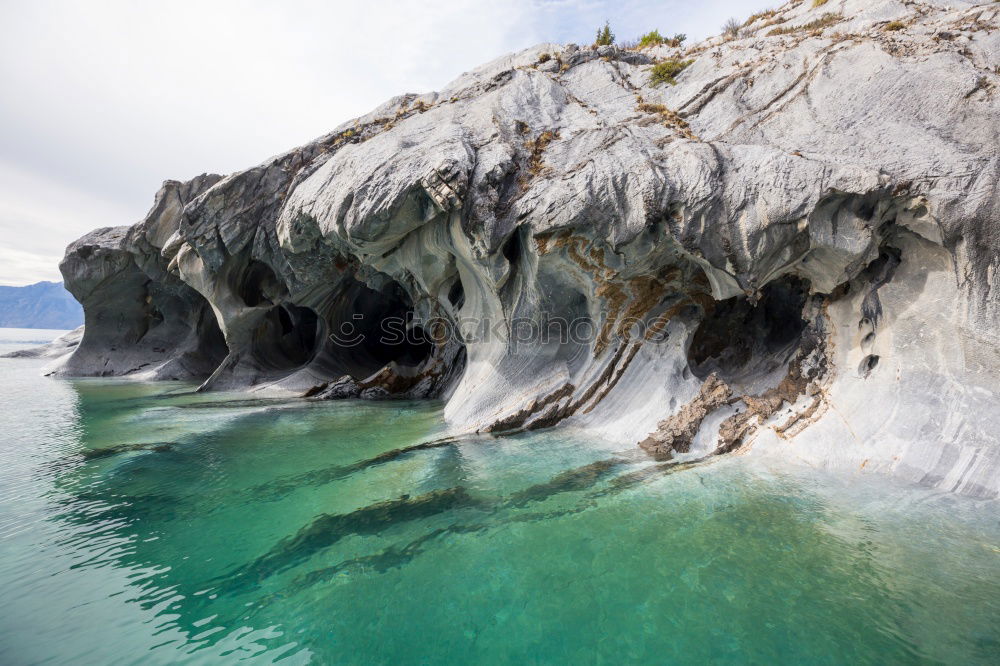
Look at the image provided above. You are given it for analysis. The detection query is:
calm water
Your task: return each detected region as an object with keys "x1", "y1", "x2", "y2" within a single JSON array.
[{"x1": 1, "y1": 327, "x2": 998, "y2": 665}]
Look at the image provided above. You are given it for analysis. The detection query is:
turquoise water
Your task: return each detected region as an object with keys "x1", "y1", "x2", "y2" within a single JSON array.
[{"x1": 1, "y1": 328, "x2": 999, "y2": 665}]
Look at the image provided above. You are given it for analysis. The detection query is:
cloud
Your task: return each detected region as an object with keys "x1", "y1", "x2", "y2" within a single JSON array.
[
  {"x1": 0, "y1": 247, "x2": 67, "y2": 286},
  {"x1": 0, "y1": 0, "x2": 771, "y2": 286},
  {"x1": 0, "y1": 160, "x2": 137, "y2": 283}
]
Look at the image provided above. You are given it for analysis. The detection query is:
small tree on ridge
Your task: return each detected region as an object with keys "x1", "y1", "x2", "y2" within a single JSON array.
[{"x1": 595, "y1": 21, "x2": 615, "y2": 46}]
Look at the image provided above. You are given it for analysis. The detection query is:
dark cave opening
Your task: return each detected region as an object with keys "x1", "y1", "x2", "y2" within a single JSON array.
[
  {"x1": 447, "y1": 278, "x2": 465, "y2": 309},
  {"x1": 119, "y1": 279, "x2": 229, "y2": 377},
  {"x1": 237, "y1": 260, "x2": 284, "y2": 308},
  {"x1": 502, "y1": 228, "x2": 523, "y2": 265},
  {"x1": 687, "y1": 276, "x2": 810, "y2": 382},
  {"x1": 499, "y1": 226, "x2": 528, "y2": 299},
  {"x1": 250, "y1": 304, "x2": 320, "y2": 372},
  {"x1": 195, "y1": 307, "x2": 230, "y2": 370},
  {"x1": 320, "y1": 279, "x2": 436, "y2": 380}
]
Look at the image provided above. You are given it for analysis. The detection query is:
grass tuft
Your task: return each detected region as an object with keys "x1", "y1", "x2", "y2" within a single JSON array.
[
  {"x1": 636, "y1": 103, "x2": 698, "y2": 140},
  {"x1": 768, "y1": 13, "x2": 841, "y2": 36},
  {"x1": 523, "y1": 130, "x2": 559, "y2": 185},
  {"x1": 744, "y1": 9, "x2": 777, "y2": 26}
]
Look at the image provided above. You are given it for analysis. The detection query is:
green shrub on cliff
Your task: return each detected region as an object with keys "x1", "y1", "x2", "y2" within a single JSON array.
[
  {"x1": 649, "y1": 59, "x2": 694, "y2": 86},
  {"x1": 637, "y1": 30, "x2": 687, "y2": 48}
]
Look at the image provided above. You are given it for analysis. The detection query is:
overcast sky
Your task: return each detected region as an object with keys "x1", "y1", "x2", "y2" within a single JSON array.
[{"x1": 0, "y1": 0, "x2": 770, "y2": 286}]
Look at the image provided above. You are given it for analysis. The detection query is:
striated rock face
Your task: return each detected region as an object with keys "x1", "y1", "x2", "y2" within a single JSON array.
[{"x1": 53, "y1": 0, "x2": 1000, "y2": 496}]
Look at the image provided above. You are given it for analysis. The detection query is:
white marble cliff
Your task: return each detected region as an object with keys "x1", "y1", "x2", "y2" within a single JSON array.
[{"x1": 34, "y1": 0, "x2": 1000, "y2": 496}]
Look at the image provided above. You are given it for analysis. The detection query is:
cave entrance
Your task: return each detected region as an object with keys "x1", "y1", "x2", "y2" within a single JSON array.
[
  {"x1": 321, "y1": 278, "x2": 435, "y2": 381},
  {"x1": 235, "y1": 259, "x2": 285, "y2": 308},
  {"x1": 250, "y1": 304, "x2": 320, "y2": 372},
  {"x1": 687, "y1": 276, "x2": 809, "y2": 384}
]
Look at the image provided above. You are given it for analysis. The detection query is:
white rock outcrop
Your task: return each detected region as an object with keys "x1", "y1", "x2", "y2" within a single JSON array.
[{"x1": 52, "y1": 0, "x2": 1000, "y2": 496}]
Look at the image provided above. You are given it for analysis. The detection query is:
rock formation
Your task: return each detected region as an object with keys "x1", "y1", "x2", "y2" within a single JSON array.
[{"x1": 50, "y1": 0, "x2": 1000, "y2": 496}]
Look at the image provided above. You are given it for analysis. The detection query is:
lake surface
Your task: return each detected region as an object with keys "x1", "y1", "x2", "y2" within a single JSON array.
[{"x1": 1, "y1": 327, "x2": 998, "y2": 664}]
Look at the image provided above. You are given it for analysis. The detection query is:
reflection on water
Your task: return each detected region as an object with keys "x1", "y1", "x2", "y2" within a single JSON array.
[{"x1": 1, "y1": 335, "x2": 999, "y2": 664}]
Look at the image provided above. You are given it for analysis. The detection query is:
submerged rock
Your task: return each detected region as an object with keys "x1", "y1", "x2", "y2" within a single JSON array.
[{"x1": 49, "y1": 0, "x2": 1000, "y2": 496}]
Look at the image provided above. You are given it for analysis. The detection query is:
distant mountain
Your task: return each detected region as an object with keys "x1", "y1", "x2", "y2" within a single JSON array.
[{"x1": 0, "y1": 281, "x2": 83, "y2": 330}]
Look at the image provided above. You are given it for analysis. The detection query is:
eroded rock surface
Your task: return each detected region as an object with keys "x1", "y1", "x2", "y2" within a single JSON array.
[{"x1": 50, "y1": 0, "x2": 1000, "y2": 496}]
